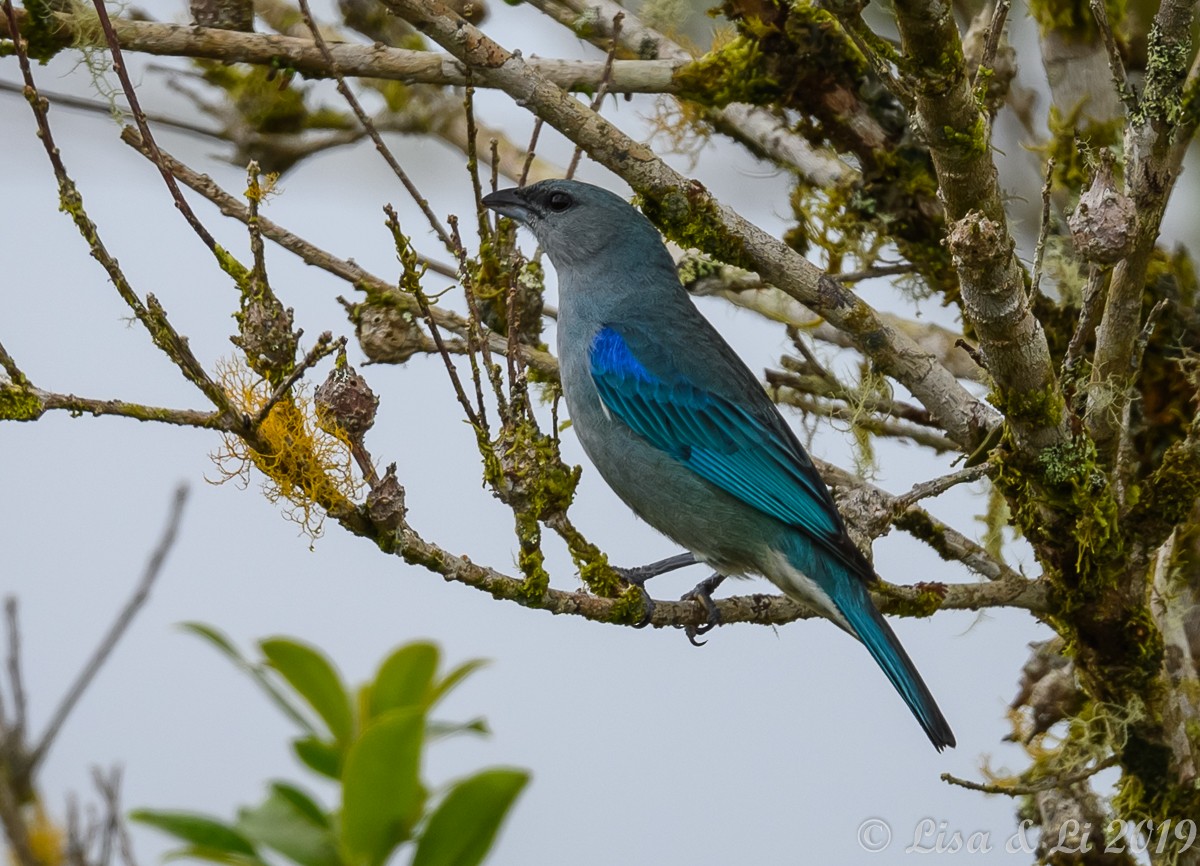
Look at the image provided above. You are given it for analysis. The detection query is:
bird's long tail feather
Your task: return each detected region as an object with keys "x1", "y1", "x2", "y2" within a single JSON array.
[
  {"x1": 843, "y1": 585, "x2": 957, "y2": 750},
  {"x1": 778, "y1": 544, "x2": 956, "y2": 750}
]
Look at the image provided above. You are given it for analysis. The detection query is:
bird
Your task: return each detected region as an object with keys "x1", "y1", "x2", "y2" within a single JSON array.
[{"x1": 482, "y1": 179, "x2": 956, "y2": 751}]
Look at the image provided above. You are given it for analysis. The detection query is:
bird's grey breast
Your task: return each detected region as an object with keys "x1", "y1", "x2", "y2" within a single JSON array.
[{"x1": 554, "y1": 291, "x2": 771, "y2": 575}]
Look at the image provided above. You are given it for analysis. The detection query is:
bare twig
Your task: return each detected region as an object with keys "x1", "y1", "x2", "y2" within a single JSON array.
[
  {"x1": 295, "y1": 0, "x2": 454, "y2": 253},
  {"x1": 4, "y1": 599, "x2": 27, "y2": 745},
  {"x1": 26, "y1": 485, "x2": 190, "y2": 775},
  {"x1": 566, "y1": 11, "x2": 623, "y2": 179},
  {"x1": 1089, "y1": 0, "x2": 1137, "y2": 115},
  {"x1": 941, "y1": 755, "x2": 1118, "y2": 795},
  {"x1": 1131, "y1": 298, "x2": 1170, "y2": 375},
  {"x1": 1062, "y1": 265, "x2": 1109, "y2": 384},
  {"x1": 891, "y1": 463, "x2": 993, "y2": 512},
  {"x1": 0, "y1": 339, "x2": 29, "y2": 386},
  {"x1": 972, "y1": 0, "x2": 1011, "y2": 93},
  {"x1": 0, "y1": 767, "x2": 37, "y2": 866},
  {"x1": 89, "y1": 2, "x2": 218, "y2": 252},
  {"x1": 1031, "y1": 157, "x2": 1055, "y2": 297},
  {"x1": 118, "y1": 129, "x2": 558, "y2": 377}
]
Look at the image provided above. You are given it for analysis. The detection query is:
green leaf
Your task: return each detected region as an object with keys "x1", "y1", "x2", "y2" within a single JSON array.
[
  {"x1": 161, "y1": 847, "x2": 269, "y2": 866},
  {"x1": 181, "y1": 623, "x2": 315, "y2": 734},
  {"x1": 293, "y1": 736, "x2": 342, "y2": 780},
  {"x1": 236, "y1": 785, "x2": 341, "y2": 866},
  {"x1": 428, "y1": 659, "x2": 489, "y2": 709},
  {"x1": 130, "y1": 811, "x2": 259, "y2": 858},
  {"x1": 261, "y1": 638, "x2": 354, "y2": 744},
  {"x1": 271, "y1": 782, "x2": 330, "y2": 827},
  {"x1": 340, "y1": 708, "x2": 426, "y2": 866},
  {"x1": 426, "y1": 717, "x2": 490, "y2": 740},
  {"x1": 368, "y1": 643, "x2": 439, "y2": 717},
  {"x1": 411, "y1": 770, "x2": 529, "y2": 866}
]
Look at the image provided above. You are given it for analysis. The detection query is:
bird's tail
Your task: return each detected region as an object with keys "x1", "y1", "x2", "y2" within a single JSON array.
[{"x1": 776, "y1": 544, "x2": 956, "y2": 751}]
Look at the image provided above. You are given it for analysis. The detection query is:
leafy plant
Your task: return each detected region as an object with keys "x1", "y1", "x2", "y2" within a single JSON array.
[{"x1": 131, "y1": 627, "x2": 527, "y2": 866}]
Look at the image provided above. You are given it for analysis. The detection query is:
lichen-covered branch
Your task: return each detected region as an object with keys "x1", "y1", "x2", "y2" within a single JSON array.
[
  {"x1": 1088, "y1": 0, "x2": 1199, "y2": 461},
  {"x1": 891, "y1": 0, "x2": 1068, "y2": 455},
  {"x1": 0, "y1": 8, "x2": 682, "y2": 92}
]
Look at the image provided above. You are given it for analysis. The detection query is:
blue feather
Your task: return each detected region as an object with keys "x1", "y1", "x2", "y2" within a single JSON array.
[{"x1": 589, "y1": 326, "x2": 840, "y2": 541}]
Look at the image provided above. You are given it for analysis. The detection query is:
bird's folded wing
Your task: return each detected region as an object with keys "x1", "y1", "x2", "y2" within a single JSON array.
[{"x1": 589, "y1": 326, "x2": 842, "y2": 544}]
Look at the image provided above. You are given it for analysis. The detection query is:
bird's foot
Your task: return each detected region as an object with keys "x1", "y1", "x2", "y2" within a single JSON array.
[
  {"x1": 613, "y1": 551, "x2": 696, "y2": 586},
  {"x1": 632, "y1": 589, "x2": 655, "y2": 629},
  {"x1": 613, "y1": 552, "x2": 695, "y2": 630},
  {"x1": 680, "y1": 573, "x2": 727, "y2": 647}
]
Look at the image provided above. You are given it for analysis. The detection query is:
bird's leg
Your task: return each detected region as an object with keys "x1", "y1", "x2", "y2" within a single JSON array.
[
  {"x1": 613, "y1": 551, "x2": 697, "y2": 586},
  {"x1": 613, "y1": 552, "x2": 697, "y2": 630},
  {"x1": 681, "y1": 573, "x2": 727, "y2": 647}
]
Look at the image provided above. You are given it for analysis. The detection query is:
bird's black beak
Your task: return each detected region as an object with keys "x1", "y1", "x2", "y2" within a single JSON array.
[{"x1": 482, "y1": 187, "x2": 532, "y2": 223}]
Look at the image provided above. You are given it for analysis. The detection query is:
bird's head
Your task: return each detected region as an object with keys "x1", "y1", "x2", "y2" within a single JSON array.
[{"x1": 482, "y1": 179, "x2": 673, "y2": 274}]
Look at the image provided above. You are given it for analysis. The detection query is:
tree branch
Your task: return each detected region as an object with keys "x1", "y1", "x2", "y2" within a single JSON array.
[
  {"x1": 382, "y1": 0, "x2": 997, "y2": 451},
  {"x1": 0, "y1": 9, "x2": 681, "y2": 93},
  {"x1": 891, "y1": 0, "x2": 1068, "y2": 455}
]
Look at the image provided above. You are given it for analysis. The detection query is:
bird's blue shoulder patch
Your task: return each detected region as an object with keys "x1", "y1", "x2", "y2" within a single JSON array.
[{"x1": 589, "y1": 326, "x2": 655, "y2": 383}]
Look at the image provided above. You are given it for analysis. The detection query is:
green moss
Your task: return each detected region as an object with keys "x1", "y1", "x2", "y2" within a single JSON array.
[
  {"x1": 0, "y1": 385, "x2": 43, "y2": 421},
  {"x1": 875, "y1": 579, "x2": 947, "y2": 618},
  {"x1": 19, "y1": 0, "x2": 70, "y2": 62},
  {"x1": 1028, "y1": 0, "x2": 1125, "y2": 40},
  {"x1": 1036, "y1": 107, "x2": 1123, "y2": 196},
  {"x1": 198, "y1": 62, "x2": 312, "y2": 134},
  {"x1": 940, "y1": 115, "x2": 988, "y2": 158},
  {"x1": 514, "y1": 511, "x2": 550, "y2": 602},
  {"x1": 672, "y1": 35, "x2": 781, "y2": 107},
  {"x1": 635, "y1": 187, "x2": 752, "y2": 269},
  {"x1": 1136, "y1": 439, "x2": 1200, "y2": 530},
  {"x1": 999, "y1": 381, "x2": 1066, "y2": 431}
]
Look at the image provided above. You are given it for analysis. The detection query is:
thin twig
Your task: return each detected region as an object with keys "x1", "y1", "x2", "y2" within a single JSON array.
[
  {"x1": 1062, "y1": 264, "x2": 1109, "y2": 385},
  {"x1": 89, "y1": 1, "x2": 218, "y2": 252},
  {"x1": 1131, "y1": 298, "x2": 1170, "y2": 375},
  {"x1": 941, "y1": 754, "x2": 1118, "y2": 796},
  {"x1": 26, "y1": 485, "x2": 190, "y2": 775},
  {"x1": 972, "y1": 0, "x2": 1011, "y2": 93},
  {"x1": 296, "y1": 0, "x2": 453, "y2": 253},
  {"x1": 0, "y1": 339, "x2": 29, "y2": 385},
  {"x1": 891, "y1": 462, "x2": 992, "y2": 512},
  {"x1": 519, "y1": 119, "x2": 545, "y2": 188},
  {"x1": 1089, "y1": 0, "x2": 1138, "y2": 115},
  {"x1": 93, "y1": 767, "x2": 139, "y2": 866},
  {"x1": 834, "y1": 263, "x2": 914, "y2": 283},
  {"x1": 251, "y1": 333, "x2": 344, "y2": 428},
  {"x1": 1030, "y1": 156, "x2": 1056, "y2": 297},
  {"x1": 4, "y1": 599, "x2": 26, "y2": 744},
  {"x1": 566, "y1": 11, "x2": 623, "y2": 178}
]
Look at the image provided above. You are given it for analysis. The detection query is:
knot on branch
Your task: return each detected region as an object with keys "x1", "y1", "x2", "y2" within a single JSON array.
[
  {"x1": 944, "y1": 209, "x2": 1014, "y2": 279},
  {"x1": 1068, "y1": 154, "x2": 1135, "y2": 265}
]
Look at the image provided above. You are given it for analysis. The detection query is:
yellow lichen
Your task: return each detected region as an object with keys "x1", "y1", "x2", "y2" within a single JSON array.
[{"x1": 210, "y1": 357, "x2": 363, "y2": 541}]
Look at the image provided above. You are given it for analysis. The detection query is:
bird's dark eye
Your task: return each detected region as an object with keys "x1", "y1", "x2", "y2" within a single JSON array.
[{"x1": 546, "y1": 191, "x2": 573, "y2": 212}]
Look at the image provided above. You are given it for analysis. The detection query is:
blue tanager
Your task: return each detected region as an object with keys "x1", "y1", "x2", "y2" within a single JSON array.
[{"x1": 483, "y1": 179, "x2": 955, "y2": 750}]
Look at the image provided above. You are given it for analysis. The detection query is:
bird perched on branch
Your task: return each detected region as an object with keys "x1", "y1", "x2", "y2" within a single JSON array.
[{"x1": 483, "y1": 179, "x2": 955, "y2": 750}]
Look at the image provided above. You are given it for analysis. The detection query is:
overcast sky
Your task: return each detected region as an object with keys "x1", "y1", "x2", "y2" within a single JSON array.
[{"x1": 6, "y1": 2, "x2": 1192, "y2": 863}]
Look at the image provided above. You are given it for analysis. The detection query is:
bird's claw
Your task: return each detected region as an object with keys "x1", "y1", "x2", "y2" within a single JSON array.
[{"x1": 680, "y1": 573, "x2": 725, "y2": 647}]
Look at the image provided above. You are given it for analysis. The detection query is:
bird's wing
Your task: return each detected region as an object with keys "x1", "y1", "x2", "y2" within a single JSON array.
[{"x1": 589, "y1": 325, "x2": 842, "y2": 544}]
